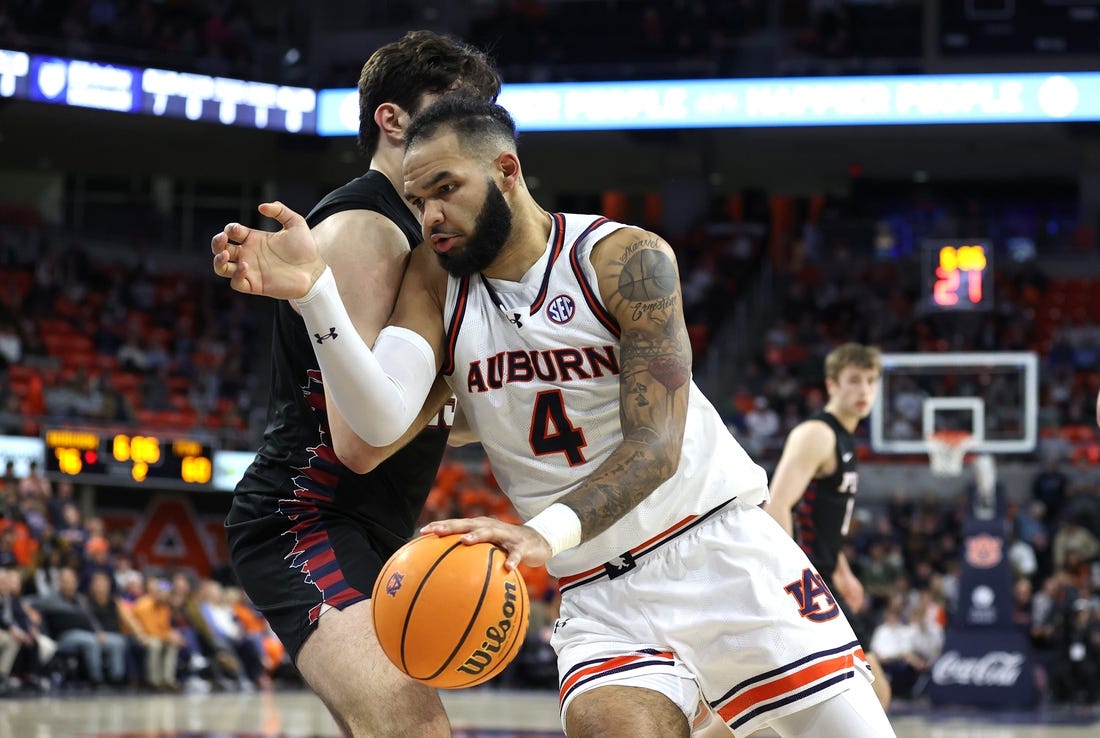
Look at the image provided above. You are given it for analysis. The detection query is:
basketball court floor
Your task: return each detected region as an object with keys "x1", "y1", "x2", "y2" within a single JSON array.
[{"x1": 3, "y1": 687, "x2": 1098, "y2": 737}]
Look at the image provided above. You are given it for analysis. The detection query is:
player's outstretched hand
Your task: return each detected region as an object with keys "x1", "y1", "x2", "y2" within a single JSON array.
[
  {"x1": 421, "y1": 517, "x2": 553, "y2": 570},
  {"x1": 211, "y1": 201, "x2": 328, "y2": 300}
]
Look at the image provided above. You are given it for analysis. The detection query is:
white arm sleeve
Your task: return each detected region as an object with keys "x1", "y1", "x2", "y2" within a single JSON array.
[{"x1": 293, "y1": 266, "x2": 438, "y2": 447}]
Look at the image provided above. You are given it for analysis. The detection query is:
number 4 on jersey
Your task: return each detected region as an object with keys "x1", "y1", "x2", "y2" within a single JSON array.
[{"x1": 530, "y1": 390, "x2": 587, "y2": 465}]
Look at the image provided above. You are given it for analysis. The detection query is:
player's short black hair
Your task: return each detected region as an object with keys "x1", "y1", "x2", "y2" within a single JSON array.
[{"x1": 404, "y1": 96, "x2": 517, "y2": 158}]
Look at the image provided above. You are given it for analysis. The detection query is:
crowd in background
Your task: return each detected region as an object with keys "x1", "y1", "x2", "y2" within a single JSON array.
[
  {"x1": 0, "y1": 459, "x2": 286, "y2": 694},
  {"x1": 0, "y1": 232, "x2": 267, "y2": 447}
]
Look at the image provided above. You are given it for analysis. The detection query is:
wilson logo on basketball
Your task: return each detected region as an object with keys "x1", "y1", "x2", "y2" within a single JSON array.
[
  {"x1": 546, "y1": 294, "x2": 575, "y2": 324},
  {"x1": 456, "y1": 581, "x2": 519, "y2": 675},
  {"x1": 965, "y1": 534, "x2": 1003, "y2": 569},
  {"x1": 385, "y1": 572, "x2": 404, "y2": 596}
]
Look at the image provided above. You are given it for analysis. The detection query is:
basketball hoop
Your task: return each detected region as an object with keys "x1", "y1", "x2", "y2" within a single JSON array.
[{"x1": 926, "y1": 431, "x2": 974, "y2": 477}]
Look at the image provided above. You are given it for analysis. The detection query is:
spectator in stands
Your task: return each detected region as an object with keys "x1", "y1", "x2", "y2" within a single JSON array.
[
  {"x1": 17, "y1": 460, "x2": 50, "y2": 503},
  {"x1": 0, "y1": 568, "x2": 48, "y2": 692},
  {"x1": 117, "y1": 569, "x2": 143, "y2": 604},
  {"x1": 116, "y1": 330, "x2": 149, "y2": 373},
  {"x1": 182, "y1": 578, "x2": 246, "y2": 690},
  {"x1": 1053, "y1": 517, "x2": 1100, "y2": 574},
  {"x1": 869, "y1": 605, "x2": 924, "y2": 699},
  {"x1": 98, "y1": 381, "x2": 136, "y2": 422},
  {"x1": 859, "y1": 539, "x2": 903, "y2": 610},
  {"x1": 167, "y1": 571, "x2": 210, "y2": 689},
  {"x1": 908, "y1": 594, "x2": 945, "y2": 670},
  {"x1": 742, "y1": 395, "x2": 780, "y2": 456},
  {"x1": 79, "y1": 536, "x2": 115, "y2": 592},
  {"x1": 70, "y1": 371, "x2": 105, "y2": 419},
  {"x1": 194, "y1": 580, "x2": 264, "y2": 690},
  {"x1": 31, "y1": 547, "x2": 67, "y2": 598},
  {"x1": 131, "y1": 577, "x2": 182, "y2": 690},
  {"x1": 1033, "y1": 458, "x2": 1069, "y2": 531},
  {"x1": 55, "y1": 502, "x2": 88, "y2": 553},
  {"x1": 0, "y1": 528, "x2": 18, "y2": 569},
  {"x1": 0, "y1": 318, "x2": 20, "y2": 367},
  {"x1": 85, "y1": 570, "x2": 142, "y2": 687},
  {"x1": 225, "y1": 586, "x2": 276, "y2": 688},
  {"x1": 34, "y1": 566, "x2": 126, "y2": 687},
  {"x1": 1050, "y1": 599, "x2": 1100, "y2": 704},
  {"x1": 47, "y1": 481, "x2": 75, "y2": 529},
  {"x1": 43, "y1": 373, "x2": 81, "y2": 420},
  {"x1": 141, "y1": 365, "x2": 174, "y2": 412}
]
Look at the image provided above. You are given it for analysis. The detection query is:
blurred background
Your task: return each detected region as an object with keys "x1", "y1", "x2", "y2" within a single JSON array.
[{"x1": 1, "y1": 0, "x2": 1100, "y2": 716}]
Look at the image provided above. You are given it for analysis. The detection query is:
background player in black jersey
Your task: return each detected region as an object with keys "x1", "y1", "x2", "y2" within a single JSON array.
[
  {"x1": 763, "y1": 342, "x2": 893, "y2": 710},
  {"x1": 222, "y1": 32, "x2": 499, "y2": 737}
]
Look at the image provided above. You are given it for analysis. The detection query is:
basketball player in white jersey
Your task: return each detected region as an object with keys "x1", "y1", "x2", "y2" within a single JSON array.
[{"x1": 212, "y1": 97, "x2": 895, "y2": 738}]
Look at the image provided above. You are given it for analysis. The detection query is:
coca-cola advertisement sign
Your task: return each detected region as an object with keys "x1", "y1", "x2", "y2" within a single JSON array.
[
  {"x1": 932, "y1": 650, "x2": 1024, "y2": 687},
  {"x1": 928, "y1": 630, "x2": 1037, "y2": 707}
]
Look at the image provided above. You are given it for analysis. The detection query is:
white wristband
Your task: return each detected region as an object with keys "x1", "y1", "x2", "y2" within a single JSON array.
[{"x1": 524, "y1": 503, "x2": 582, "y2": 558}]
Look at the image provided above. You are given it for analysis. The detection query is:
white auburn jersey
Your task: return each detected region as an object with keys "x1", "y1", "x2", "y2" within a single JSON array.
[{"x1": 442, "y1": 212, "x2": 768, "y2": 577}]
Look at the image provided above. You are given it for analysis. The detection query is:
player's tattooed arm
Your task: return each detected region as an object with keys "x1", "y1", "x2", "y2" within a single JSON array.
[{"x1": 558, "y1": 229, "x2": 692, "y2": 542}]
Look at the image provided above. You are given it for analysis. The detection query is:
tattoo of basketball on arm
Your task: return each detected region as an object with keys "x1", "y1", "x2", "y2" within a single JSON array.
[{"x1": 560, "y1": 237, "x2": 693, "y2": 541}]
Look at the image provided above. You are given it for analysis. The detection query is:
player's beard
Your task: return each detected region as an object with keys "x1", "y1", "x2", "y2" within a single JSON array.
[{"x1": 436, "y1": 179, "x2": 512, "y2": 277}]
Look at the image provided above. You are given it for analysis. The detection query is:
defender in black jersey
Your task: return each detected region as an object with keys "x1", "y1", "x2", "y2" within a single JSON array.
[
  {"x1": 220, "y1": 32, "x2": 499, "y2": 737},
  {"x1": 764, "y1": 342, "x2": 893, "y2": 709}
]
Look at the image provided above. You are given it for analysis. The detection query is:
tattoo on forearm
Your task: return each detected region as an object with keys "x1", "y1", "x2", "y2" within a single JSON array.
[{"x1": 566, "y1": 445, "x2": 672, "y2": 537}]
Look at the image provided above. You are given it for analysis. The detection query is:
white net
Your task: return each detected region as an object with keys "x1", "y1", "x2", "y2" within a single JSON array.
[{"x1": 926, "y1": 431, "x2": 974, "y2": 477}]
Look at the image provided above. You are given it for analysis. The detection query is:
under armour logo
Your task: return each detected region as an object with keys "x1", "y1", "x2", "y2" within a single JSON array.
[
  {"x1": 842, "y1": 452, "x2": 854, "y2": 463},
  {"x1": 604, "y1": 551, "x2": 636, "y2": 579},
  {"x1": 508, "y1": 313, "x2": 523, "y2": 328},
  {"x1": 314, "y1": 328, "x2": 338, "y2": 343}
]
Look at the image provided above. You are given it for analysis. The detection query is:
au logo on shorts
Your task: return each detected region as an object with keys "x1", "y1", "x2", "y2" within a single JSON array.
[{"x1": 783, "y1": 568, "x2": 839, "y2": 622}]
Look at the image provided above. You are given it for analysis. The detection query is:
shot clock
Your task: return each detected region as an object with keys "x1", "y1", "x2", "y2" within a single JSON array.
[
  {"x1": 921, "y1": 239, "x2": 993, "y2": 312},
  {"x1": 43, "y1": 428, "x2": 213, "y2": 488}
]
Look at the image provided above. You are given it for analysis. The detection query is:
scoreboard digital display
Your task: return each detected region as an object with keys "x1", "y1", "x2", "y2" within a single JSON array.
[
  {"x1": 44, "y1": 428, "x2": 213, "y2": 488},
  {"x1": 921, "y1": 240, "x2": 994, "y2": 312}
]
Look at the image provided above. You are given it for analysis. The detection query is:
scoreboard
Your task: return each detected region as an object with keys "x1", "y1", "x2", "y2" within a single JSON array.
[
  {"x1": 921, "y1": 239, "x2": 994, "y2": 312},
  {"x1": 44, "y1": 428, "x2": 213, "y2": 489}
]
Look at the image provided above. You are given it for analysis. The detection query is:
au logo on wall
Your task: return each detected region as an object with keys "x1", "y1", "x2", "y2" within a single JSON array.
[{"x1": 99, "y1": 496, "x2": 228, "y2": 576}]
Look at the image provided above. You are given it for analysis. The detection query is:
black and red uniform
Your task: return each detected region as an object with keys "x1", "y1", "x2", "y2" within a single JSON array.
[
  {"x1": 790, "y1": 411, "x2": 867, "y2": 640},
  {"x1": 225, "y1": 171, "x2": 449, "y2": 657}
]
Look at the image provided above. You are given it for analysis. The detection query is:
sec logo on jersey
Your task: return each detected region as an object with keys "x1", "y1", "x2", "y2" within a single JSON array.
[{"x1": 547, "y1": 294, "x2": 576, "y2": 324}]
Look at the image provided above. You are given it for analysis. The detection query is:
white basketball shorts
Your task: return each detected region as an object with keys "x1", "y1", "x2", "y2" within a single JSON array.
[{"x1": 551, "y1": 500, "x2": 873, "y2": 736}]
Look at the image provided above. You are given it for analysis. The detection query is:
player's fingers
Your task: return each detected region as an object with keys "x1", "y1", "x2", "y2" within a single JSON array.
[
  {"x1": 257, "y1": 201, "x2": 303, "y2": 229},
  {"x1": 213, "y1": 252, "x2": 230, "y2": 277},
  {"x1": 504, "y1": 550, "x2": 522, "y2": 571},
  {"x1": 211, "y1": 231, "x2": 228, "y2": 255},
  {"x1": 420, "y1": 519, "x2": 472, "y2": 535},
  {"x1": 223, "y1": 222, "x2": 251, "y2": 245}
]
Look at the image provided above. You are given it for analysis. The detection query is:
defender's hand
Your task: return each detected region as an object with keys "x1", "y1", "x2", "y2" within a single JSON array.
[
  {"x1": 211, "y1": 201, "x2": 328, "y2": 299},
  {"x1": 421, "y1": 517, "x2": 553, "y2": 570}
]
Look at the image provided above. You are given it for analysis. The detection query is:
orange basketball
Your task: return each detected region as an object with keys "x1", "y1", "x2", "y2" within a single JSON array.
[{"x1": 371, "y1": 534, "x2": 530, "y2": 689}]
